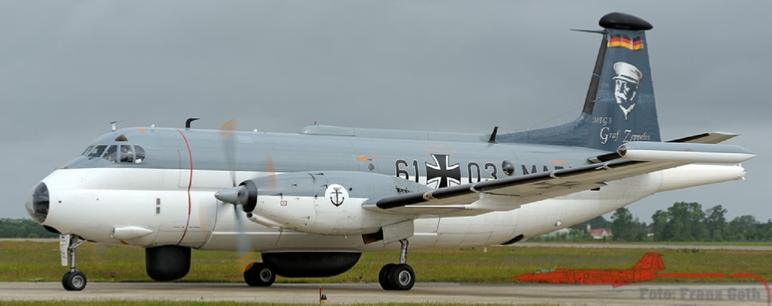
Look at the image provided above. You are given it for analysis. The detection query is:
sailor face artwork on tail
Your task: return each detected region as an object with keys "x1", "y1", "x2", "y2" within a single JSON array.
[{"x1": 613, "y1": 62, "x2": 643, "y2": 120}]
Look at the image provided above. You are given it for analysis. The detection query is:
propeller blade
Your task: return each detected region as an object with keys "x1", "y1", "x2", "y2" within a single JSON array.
[
  {"x1": 264, "y1": 155, "x2": 276, "y2": 191},
  {"x1": 234, "y1": 203, "x2": 253, "y2": 272},
  {"x1": 217, "y1": 119, "x2": 254, "y2": 271},
  {"x1": 219, "y1": 119, "x2": 238, "y2": 187}
]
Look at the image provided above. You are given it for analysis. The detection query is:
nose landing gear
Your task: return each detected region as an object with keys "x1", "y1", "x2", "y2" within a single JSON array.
[
  {"x1": 60, "y1": 234, "x2": 87, "y2": 291},
  {"x1": 378, "y1": 239, "x2": 416, "y2": 290}
]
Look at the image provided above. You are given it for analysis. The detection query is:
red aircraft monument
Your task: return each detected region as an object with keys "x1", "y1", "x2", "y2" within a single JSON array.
[{"x1": 514, "y1": 252, "x2": 664, "y2": 287}]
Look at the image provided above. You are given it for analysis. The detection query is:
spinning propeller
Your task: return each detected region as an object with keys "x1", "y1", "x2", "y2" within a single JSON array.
[{"x1": 215, "y1": 119, "x2": 255, "y2": 271}]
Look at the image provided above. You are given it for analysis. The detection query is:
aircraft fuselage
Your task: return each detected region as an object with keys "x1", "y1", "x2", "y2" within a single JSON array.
[{"x1": 31, "y1": 126, "x2": 662, "y2": 252}]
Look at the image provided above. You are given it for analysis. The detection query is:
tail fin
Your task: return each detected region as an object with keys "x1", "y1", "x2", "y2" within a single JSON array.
[
  {"x1": 499, "y1": 12, "x2": 661, "y2": 152},
  {"x1": 632, "y1": 252, "x2": 665, "y2": 271}
]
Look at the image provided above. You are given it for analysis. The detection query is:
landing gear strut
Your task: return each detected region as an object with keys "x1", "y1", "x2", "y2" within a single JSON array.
[
  {"x1": 61, "y1": 234, "x2": 87, "y2": 291},
  {"x1": 243, "y1": 262, "x2": 276, "y2": 287},
  {"x1": 378, "y1": 239, "x2": 415, "y2": 290}
]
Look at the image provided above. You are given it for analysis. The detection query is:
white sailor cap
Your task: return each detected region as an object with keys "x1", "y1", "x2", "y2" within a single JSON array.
[{"x1": 613, "y1": 62, "x2": 643, "y2": 84}]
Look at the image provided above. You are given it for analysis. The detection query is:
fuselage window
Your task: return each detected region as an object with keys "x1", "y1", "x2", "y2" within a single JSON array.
[
  {"x1": 120, "y1": 145, "x2": 133, "y2": 163},
  {"x1": 87, "y1": 145, "x2": 107, "y2": 158},
  {"x1": 134, "y1": 145, "x2": 145, "y2": 163},
  {"x1": 103, "y1": 145, "x2": 118, "y2": 163}
]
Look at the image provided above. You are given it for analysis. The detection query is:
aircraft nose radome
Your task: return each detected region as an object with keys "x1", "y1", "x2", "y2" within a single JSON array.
[{"x1": 26, "y1": 183, "x2": 49, "y2": 223}]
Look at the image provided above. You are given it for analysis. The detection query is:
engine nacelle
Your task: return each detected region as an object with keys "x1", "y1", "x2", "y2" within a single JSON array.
[{"x1": 217, "y1": 171, "x2": 431, "y2": 235}]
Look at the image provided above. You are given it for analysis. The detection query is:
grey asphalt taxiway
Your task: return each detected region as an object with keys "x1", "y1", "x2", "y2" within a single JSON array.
[{"x1": 0, "y1": 282, "x2": 768, "y2": 305}]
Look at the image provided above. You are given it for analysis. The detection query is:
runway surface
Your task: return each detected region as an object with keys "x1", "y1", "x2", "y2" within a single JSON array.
[{"x1": 0, "y1": 282, "x2": 768, "y2": 305}]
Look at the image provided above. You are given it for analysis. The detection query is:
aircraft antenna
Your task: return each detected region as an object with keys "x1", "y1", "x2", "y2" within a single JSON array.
[
  {"x1": 109, "y1": 119, "x2": 128, "y2": 132},
  {"x1": 488, "y1": 126, "x2": 499, "y2": 144},
  {"x1": 569, "y1": 29, "x2": 606, "y2": 34},
  {"x1": 185, "y1": 117, "x2": 200, "y2": 129}
]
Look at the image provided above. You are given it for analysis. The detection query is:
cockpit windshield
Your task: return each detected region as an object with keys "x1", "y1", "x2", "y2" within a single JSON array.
[
  {"x1": 103, "y1": 145, "x2": 118, "y2": 162},
  {"x1": 85, "y1": 145, "x2": 107, "y2": 158},
  {"x1": 82, "y1": 144, "x2": 145, "y2": 164},
  {"x1": 533, "y1": 268, "x2": 556, "y2": 274}
]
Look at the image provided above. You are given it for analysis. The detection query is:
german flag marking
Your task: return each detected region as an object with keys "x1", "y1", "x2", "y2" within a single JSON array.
[{"x1": 607, "y1": 34, "x2": 644, "y2": 51}]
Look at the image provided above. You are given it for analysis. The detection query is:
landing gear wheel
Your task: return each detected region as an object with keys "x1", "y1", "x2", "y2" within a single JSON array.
[
  {"x1": 60, "y1": 235, "x2": 87, "y2": 291},
  {"x1": 379, "y1": 239, "x2": 416, "y2": 290},
  {"x1": 378, "y1": 263, "x2": 396, "y2": 290},
  {"x1": 387, "y1": 264, "x2": 415, "y2": 290},
  {"x1": 243, "y1": 262, "x2": 275, "y2": 287},
  {"x1": 62, "y1": 271, "x2": 87, "y2": 291}
]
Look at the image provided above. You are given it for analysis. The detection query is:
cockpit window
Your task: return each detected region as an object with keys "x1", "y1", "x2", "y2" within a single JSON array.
[
  {"x1": 85, "y1": 144, "x2": 145, "y2": 164},
  {"x1": 87, "y1": 145, "x2": 107, "y2": 158},
  {"x1": 103, "y1": 145, "x2": 118, "y2": 162},
  {"x1": 120, "y1": 145, "x2": 133, "y2": 163},
  {"x1": 134, "y1": 145, "x2": 145, "y2": 163},
  {"x1": 81, "y1": 146, "x2": 94, "y2": 156}
]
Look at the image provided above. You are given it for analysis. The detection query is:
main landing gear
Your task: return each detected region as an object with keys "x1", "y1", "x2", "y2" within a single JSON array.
[
  {"x1": 378, "y1": 239, "x2": 415, "y2": 290},
  {"x1": 61, "y1": 235, "x2": 87, "y2": 291},
  {"x1": 243, "y1": 262, "x2": 276, "y2": 287}
]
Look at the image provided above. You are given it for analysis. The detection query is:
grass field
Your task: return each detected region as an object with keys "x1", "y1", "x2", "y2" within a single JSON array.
[
  {"x1": 0, "y1": 241, "x2": 769, "y2": 284},
  {"x1": 0, "y1": 303, "x2": 559, "y2": 306}
]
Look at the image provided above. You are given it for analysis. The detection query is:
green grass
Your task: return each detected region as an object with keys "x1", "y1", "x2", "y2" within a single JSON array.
[
  {"x1": 0, "y1": 241, "x2": 769, "y2": 284},
  {"x1": 533, "y1": 240, "x2": 772, "y2": 246},
  {"x1": 0, "y1": 303, "x2": 559, "y2": 306}
]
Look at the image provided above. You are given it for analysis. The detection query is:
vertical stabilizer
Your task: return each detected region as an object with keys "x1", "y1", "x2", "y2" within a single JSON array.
[
  {"x1": 632, "y1": 252, "x2": 665, "y2": 271},
  {"x1": 499, "y1": 12, "x2": 661, "y2": 152}
]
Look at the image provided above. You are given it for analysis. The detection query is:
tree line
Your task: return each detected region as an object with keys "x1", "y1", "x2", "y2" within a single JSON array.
[
  {"x1": 540, "y1": 202, "x2": 772, "y2": 242},
  {"x1": 0, "y1": 219, "x2": 59, "y2": 238}
]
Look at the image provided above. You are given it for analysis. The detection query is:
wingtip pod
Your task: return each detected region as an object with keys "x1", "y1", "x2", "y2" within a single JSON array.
[
  {"x1": 599, "y1": 12, "x2": 653, "y2": 31},
  {"x1": 659, "y1": 164, "x2": 748, "y2": 193},
  {"x1": 618, "y1": 142, "x2": 756, "y2": 163}
]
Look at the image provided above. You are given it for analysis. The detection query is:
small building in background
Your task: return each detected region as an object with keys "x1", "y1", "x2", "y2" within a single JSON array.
[{"x1": 587, "y1": 224, "x2": 612, "y2": 240}]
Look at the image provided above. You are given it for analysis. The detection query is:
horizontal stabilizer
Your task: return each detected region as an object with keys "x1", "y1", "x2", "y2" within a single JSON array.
[{"x1": 618, "y1": 142, "x2": 755, "y2": 163}]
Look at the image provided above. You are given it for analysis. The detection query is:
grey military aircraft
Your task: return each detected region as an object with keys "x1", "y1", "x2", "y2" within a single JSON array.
[{"x1": 26, "y1": 12, "x2": 755, "y2": 291}]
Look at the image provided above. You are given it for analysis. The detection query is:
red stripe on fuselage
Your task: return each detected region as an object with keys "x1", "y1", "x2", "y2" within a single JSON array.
[{"x1": 175, "y1": 129, "x2": 194, "y2": 245}]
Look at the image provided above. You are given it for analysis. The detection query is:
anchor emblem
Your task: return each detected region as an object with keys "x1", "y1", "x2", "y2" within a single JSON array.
[{"x1": 329, "y1": 186, "x2": 346, "y2": 207}]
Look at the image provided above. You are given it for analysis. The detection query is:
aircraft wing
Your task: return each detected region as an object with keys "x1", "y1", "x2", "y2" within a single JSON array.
[
  {"x1": 371, "y1": 159, "x2": 657, "y2": 216},
  {"x1": 369, "y1": 140, "x2": 753, "y2": 216}
]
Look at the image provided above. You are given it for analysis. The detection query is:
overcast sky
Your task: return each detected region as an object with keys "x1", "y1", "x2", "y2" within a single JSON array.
[{"x1": 1, "y1": 1, "x2": 768, "y2": 223}]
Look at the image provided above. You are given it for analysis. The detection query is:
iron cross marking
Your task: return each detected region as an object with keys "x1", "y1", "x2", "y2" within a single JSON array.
[
  {"x1": 425, "y1": 154, "x2": 461, "y2": 188},
  {"x1": 330, "y1": 187, "x2": 345, "y2": 207}
]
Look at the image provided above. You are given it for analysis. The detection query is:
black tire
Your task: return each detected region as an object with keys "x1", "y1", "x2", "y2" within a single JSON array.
[
  {"x1": 61, "y1": 271, "x2": 73, "y2": 291},
  {"x1": 243, "y1": 262, "x2": 275, "y2": 287},
  {"x1": 378, "y1": 263, "x2": 396, "y2": 290},
  {"x1": 387, "y1": 264, "x2": 415, "y2": 291},
  {"x1": 62, "y1": 271, "x2": 87, "y2": 291}
]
